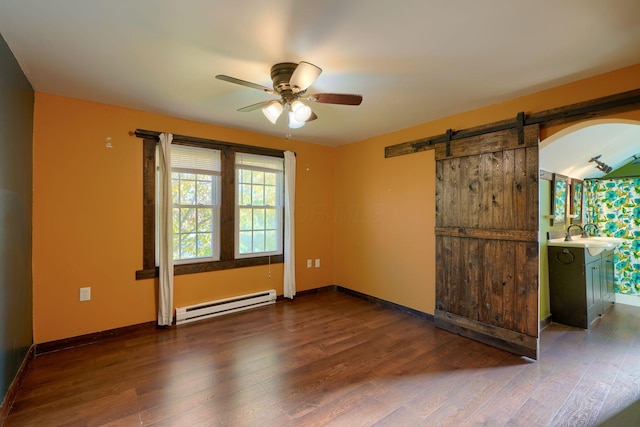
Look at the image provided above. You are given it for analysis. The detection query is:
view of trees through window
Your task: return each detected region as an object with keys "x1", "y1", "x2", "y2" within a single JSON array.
[
  {"x1": 137, "y1": 132, "x2": 287, "y2": 279},
  {"x1": 172, "y1": 171, "x2": 219, "y2": 261},
  {"x1": 237, "y1": 168, "x2": 280, "y2": 255}
]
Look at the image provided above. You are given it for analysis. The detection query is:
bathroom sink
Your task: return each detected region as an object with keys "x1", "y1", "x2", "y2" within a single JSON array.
[
  {"x1": 548, "y1": 236, "x2": 624, "y2": 256},
  {"x1": 584, "y1": 236, "x2": 625, "y2": 245}
]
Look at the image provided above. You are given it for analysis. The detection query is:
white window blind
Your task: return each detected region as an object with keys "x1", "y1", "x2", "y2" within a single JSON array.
[
  {"x1": 236, "y1": 152, "x2": 283, "y2": 172},
  {"x1": 171, "y1": 145, "x2": 221, "y2": 173}
]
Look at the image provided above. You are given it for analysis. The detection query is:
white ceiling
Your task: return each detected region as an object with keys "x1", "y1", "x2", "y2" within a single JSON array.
[
  {"x1": 0, "y1": 0, "x2": 639, "y2": 149},
  {"x1": 540, "y1": 122, "x2": 640, "y2": 180}
]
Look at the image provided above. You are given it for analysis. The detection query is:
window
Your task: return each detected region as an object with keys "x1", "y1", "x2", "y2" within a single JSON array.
[
  {"x1": 236, "y1": 153, "x2": 284, "y2": 258},
  {"x1": 168, "y1": 145, "x2": 221, "y2": 263},
  {"x1": 136, "y1": 130, "x2": 286, "y2": 279}
]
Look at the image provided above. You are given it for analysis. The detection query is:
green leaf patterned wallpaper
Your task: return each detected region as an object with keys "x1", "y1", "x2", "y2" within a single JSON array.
[{"x1": 586, "y1": 178, "x2": 640, "y2": 296}]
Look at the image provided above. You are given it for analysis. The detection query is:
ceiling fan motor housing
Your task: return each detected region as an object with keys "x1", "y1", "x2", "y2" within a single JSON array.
[{"x1": 270, "y1": 62, "x2": 297, "y2": 94}]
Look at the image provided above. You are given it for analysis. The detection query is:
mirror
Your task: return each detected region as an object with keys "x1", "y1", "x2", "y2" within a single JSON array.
[
  {"x1": 551, "y1": 173, "x2": 568, "y2": 226},
  {"x1": 570, "y1": 179, "x2": 583, "y2": 225}
]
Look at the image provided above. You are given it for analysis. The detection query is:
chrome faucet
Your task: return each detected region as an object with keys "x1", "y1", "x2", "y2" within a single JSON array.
[
  {"x1": 582, "y1": 223, "x2": 599, "y2": 238},
  {"x1": 565, "y1": 224, "x2": 583, "y2": 241}
]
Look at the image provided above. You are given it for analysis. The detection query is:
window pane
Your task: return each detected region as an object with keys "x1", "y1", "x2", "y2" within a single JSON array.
[
  {"x1": 253, "y1": 209, "x2": 265, "y2": 230},
  {"x1": 197, "y1": 233, "x2": 212, "y2": 257},
  {"x1": 171, "y1": 179, "x2": 180, "y2": 203},
  {"x1": 264, "y1": 185, "x2": 276, "y2": 206},
  {"x1": 252, "y1": 185, "x2": 264, "y2": 205},
  {"x1": 172, "y1": 208, "x2": 180, "y2": 234},
  {"x1": 239, "y1": 231, "x2": 252, "y2": 254},
  {"x1": 240, "y1": 169, "x2": 252, "y2": 183},
  {"x1": 240, "y1": 184, "x2": 252, "y2": 205},
  {"x1": 252, "y1": 171, "x2": 264, "y2": 185},
  {"x1": 239, "y1": 208, "x2": 252, "y2": 231},
  {"x1": 180, "y1": 208, "x2": 196, "y2": 233},
  {"x1": 264, "y1": 172, "x2": 276, "y2": 186},
  {"x1": 265, "y1": 208, "x2": 277, "y2": 229},
  {"x1": 181, "y1": 233, "x2": 196, "y2": 258},
  {"x1": 197, "y1": 174, "x2": 212, "y2": 182},
  {"x1": 253, "y1": 231, "x2": 265, "y2": 252},
  {"x1": 197, "y1": 208, "x2": 212, "y2": 232},
  {"x1": 173, "y1": 234, "x2": 180, "y2": 259},
  {"x1": 180, "y1": 179, "x2": 196, "y2": 205},
  {"x1": 196, "y1": 181, "x2": 211, "y2": 204},
  {"x1": 265, "y1": 230, "x2": 277, "y2": 251}
]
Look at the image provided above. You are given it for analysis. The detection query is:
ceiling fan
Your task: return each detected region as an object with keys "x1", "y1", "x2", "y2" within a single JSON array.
[{"x1": 215, "y1": 61, "x2": 362, "y2": 129}]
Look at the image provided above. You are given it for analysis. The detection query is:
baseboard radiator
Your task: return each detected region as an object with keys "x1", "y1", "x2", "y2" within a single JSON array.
[{"x1": 176, "y1": 289, "x2": 276, "y2": 325}]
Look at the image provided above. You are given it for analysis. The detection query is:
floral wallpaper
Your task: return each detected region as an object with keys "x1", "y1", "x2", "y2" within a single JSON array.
[{"x1": 585, "y1": 178, "x2": 640, "y2": 295}]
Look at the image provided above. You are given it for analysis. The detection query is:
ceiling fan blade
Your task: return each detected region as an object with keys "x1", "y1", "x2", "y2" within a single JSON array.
[
  {"x1": 215, "y1": 75, "x2": 276, "y2": 94},
  {"x1": 237, "y1": 100, "x2": 274, "y2": 112},
  {"x1": 309, "y1": 93, "x2": 363, "y2": 106},
  {"x1": 290, "y1": 61, "x2": 322, "y2": 92}
]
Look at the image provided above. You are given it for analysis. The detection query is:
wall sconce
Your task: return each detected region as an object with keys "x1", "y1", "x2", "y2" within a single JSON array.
[{"x1": 589, "y1": 155, "x2": 613, "y2": 174}]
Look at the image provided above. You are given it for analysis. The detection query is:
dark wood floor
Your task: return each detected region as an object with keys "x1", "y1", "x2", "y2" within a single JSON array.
[{"x1": 5, "y1": 290, "x2": 640, "y2": 426}]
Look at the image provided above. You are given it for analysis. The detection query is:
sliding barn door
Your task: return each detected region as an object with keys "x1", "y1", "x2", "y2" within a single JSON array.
[{"x1": 434, "y1": 125, "x2": 539, "y2": 359}]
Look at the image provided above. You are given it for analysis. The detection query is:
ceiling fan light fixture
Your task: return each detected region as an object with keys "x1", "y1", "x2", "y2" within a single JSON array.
[
  {"x1": 262, "y1": 101, "x2": 283, "y2": 124},
  {"x1": 291, "y1": 100, "x2": 312, "y2": 122},
  {"x1": 288, "y1": 112, "x2": 305, "y2": 129}
]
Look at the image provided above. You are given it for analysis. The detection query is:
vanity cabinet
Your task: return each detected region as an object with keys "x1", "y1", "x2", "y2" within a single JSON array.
[
  {"x1": 548, "y1": 246, "x2": 614, "y2": 329},
  {"x1": 601, "y1": 250, "x2": 615, "y2": 310}
]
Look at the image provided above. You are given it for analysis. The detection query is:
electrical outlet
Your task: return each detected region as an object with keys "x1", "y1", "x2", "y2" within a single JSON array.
[
  {"x1": 315, "y1": 258, "x2": 320, "y2": 268},
  {"x1": 306, "y1": 259, "x2": 312, "y2": 268},
  {"x1": 79, "y1": 287, "x2": 91, "y2": 301}
]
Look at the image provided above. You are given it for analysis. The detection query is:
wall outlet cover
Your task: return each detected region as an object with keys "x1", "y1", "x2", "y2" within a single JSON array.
[{"x1": 79, "y1": 287, "x2": 91, "y2": 301}]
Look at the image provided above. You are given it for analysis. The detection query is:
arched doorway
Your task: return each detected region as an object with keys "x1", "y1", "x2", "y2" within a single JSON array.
[{"x1": 539, "y1": 119, "x2": 640, "y2": 323}]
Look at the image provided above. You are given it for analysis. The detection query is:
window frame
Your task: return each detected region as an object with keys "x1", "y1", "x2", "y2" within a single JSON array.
[
  {"x1": 235, "y1": 154, "x2": 285, "y2": 259},
  {"x1": 135, "y1": 130, "x2": 285, "y2": 280},
  {"x1": 170, "y1": 168, "x2": 220, "y2": 264}
]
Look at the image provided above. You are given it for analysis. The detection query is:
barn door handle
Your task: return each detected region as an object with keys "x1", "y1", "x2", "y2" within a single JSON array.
[{"x1": 555, "y1": 248, "x2": 575, "y2": 265}]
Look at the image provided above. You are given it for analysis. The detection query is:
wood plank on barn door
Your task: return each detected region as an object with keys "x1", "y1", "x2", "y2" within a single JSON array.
[{"x1": 434, "y1": 125, "x2": 540, "y2": 359}]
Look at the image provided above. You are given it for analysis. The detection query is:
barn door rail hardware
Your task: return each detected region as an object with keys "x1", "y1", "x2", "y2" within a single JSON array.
[{"x1": 385, "y1": 88, "x2": 640, "y2": 158}]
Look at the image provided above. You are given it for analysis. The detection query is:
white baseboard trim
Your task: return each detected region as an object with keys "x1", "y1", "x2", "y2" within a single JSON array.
[{"x1": 615, "y1": 293, "x2": 640, "y2": 307}]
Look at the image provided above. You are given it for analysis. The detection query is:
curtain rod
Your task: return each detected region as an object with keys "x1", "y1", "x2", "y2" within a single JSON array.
[{"x1": 132, "y1": 129, "x2": 295, "y2": 157}]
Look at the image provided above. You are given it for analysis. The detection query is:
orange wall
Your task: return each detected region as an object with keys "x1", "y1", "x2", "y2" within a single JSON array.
[
  {"x1": 334, "y1": 141, "x2": 436, "y2": 313},
  {"x1": 333, "y1": 63, "x2": 640, "y2": 315},
  {"x1": 33, "y1": 64, "x2": 640, "y2": 342},
  {"x1": 32, "y1": 93, "x2": 335, "y2": 343}
]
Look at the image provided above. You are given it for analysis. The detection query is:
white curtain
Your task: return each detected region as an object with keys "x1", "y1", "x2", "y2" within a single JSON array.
[
  {"x1": 157, "y1": 133, "x2": 174, "y2": 325},
  {"x1": 283, "y1": 151, "x2": 296, "y2": 299}
]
